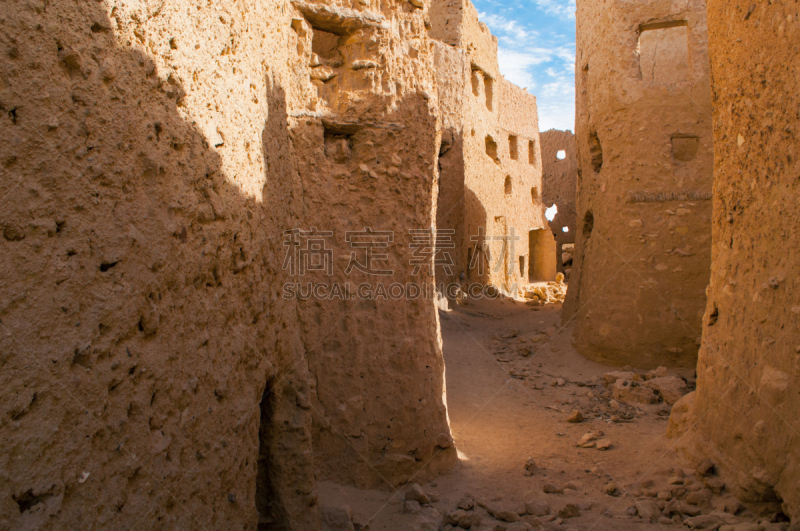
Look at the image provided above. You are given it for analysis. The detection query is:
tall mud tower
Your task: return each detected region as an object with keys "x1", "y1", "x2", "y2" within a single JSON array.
[
  {"x1": 670, "y1": 0, "x2": 800, "y2": 519},
  {"x1": 564, "y1": 0, "x2": 714, "y2": 368}
]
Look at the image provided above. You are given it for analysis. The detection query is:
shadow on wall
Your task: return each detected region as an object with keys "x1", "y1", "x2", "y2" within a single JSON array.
[
  {"x1": 0, "y1": 1, "x2": 317, "y2": 529},
  {"x1": 463, "y1": 188, "x2": 490, "y2": 285}
]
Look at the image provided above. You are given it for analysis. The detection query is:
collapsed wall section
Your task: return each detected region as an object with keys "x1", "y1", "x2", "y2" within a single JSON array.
[
  {"x1": 541, "y1": 129, "x2": 578, "y2": 275},
  {"x1": 563, "y1": 0, "x2": 714, "y2": 368},
  {"x1": 669, "y1": 0, "x2": 800, "y2": 519},
  {"x1": 0, "y1": 0, "x2": 317, "y2": 529}
]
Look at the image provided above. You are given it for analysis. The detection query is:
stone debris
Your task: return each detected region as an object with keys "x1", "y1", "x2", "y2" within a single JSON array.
[
  {"x1": 405, "y1": 483, "x2": 431, "y2": 505},
  {"x1": 557, "y1": 504, "x2": 581, "y2": 519},
  {"x1": 566, "y1": 409, "x2": 584, "y2": 423},
  {"x1": 523, "y1": 458, "x2": 538, "y2": 476},
  {"x1": 524, "y1": 499, "x2": 551, "y2": 517}
]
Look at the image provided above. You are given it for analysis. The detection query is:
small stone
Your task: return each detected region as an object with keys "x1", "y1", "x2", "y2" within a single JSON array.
[
  {"x1": 405, "y1": 483, "x2": 430, "y2": 505},
  {"x1": 558, "y1": 504, "x2": 580, "y2": 519},
  {"x1": 578, "y1": 433, "x2": 597, "y2": 447},
  {"x1": 601, "y1": 482, "x2": 619, "y2": 496},
  {"x1": 697, "y1": 458, "x2": 715, "y2": 476},
  {"x1": 686, "y1": 488, "x2": 713, "y2": 506},
  {"x1": 525, "y1": 499, "x2": 550, "y2": 516},
  {"x1": 596, "y1": 439, "x2": 612, "y2": 451},
  {"x1": 626, "y1": 506, "x2": 637, "y2": 516},
  {"x1": 523, "y1": 458, "x2": 538, "y2": 476},
  {"x1": 556, "y1": 378, "x2": 565, "y2": 386},
  {"x1": 227, "y1": 492, "x2": 236, "y2": 503},
  {"x1": 705, "y1": 477, "x2": 725, "y2": 494},
  {"x1": 658, "y1": 516, "x2": 676, "y2": 525},
  {"x1": 403, "y1": 500, "x2": 421, "y2": 514},
  {"x1": 457, "y1": 493, "x2": 475, "y2": 510},
  {"x1": 635, "y1": 500, "x2": 661, "y2": 522},
  {"x1": 567, "y1": 410, "x2": 584, "y2": 423},
  {"x1": 609, "y1": 399, "x2": 620, "y2": 409},
  {"x1": 723, "y1": 499, "x2": 744, "y2": 515},
  {"x1": 543, "y1": 483, "x2": 564, "y2": 494},
  {"x1": 487, "y1": 503, "x2": 521, "y2": 523}
]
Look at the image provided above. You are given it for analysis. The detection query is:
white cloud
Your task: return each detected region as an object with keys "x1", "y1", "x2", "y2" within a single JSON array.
[{"x1": 530, "y1": 0, "x2": 576, "y2": 20}]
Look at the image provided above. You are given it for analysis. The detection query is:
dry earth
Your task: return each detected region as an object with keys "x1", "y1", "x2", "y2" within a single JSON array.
[{"x1": 316, "y1": 297, "x2": 789, "y2": 531}]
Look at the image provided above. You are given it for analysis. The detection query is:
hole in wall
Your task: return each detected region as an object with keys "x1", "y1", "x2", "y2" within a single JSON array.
[
  {"x1": 504, "y1": 176, "x2": 512, "y2": 195},
  {"x1": 519, "y1": 255, "x2": 525, "y2": 277},
  {"x1": 671, "y1": 134, "x2": 699, "y2": 161},
  {"x1": 531, "y1": 187, "x2": 539, "y2": 204},
  {"x1": 323, "y1": 126, "x2": 353, "y2": 164},
  {"x1": 471, "y1": 69, "x2": 481, "y2": 97},
  {"x1": 528, "y1": 140, "x2": 537, "y2": 165},
  {"x1": 583, "y1": 210, "x2": 594, "y2": 237},
  {"x1": 589, "y1": 131, "x2": 603, "y2": 173},
  {"x1": 484, "y1": 75, "x2": 494, "y2": 111},
  {"x1": 312, "y1": 28, "x2": 343, "y2": 63},
  {"x1": 545, "y1": 204, "x2": 558, "y2": 222},
  {"x1": 508, "y1": 135, "x2": 518, "y2": 160},
  {"x1": 556, "y1": 150, "x2": 566, "y2": 160},
  {"x1": 638, "y1": 20, "x2": 689, "y2": 84},
  {"x1": 562, "y1": 226, "x2": 569, "y2": 233},
  {"x1": 485, "y1": 135, "x2": 499, "y2": 163}
]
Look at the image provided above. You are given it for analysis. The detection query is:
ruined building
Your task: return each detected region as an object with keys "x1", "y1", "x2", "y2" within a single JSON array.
[
  {"x1": 540, "y1": 129, "x2": 577, "y2": 275},
  {"x1": 0, "y1": 0, "x2": 459, "y2": 527},
  {"x1": 430, "y1": 0, "x2": 555, "y2": 294},
  {"x1": 0, "y1": 0, "x2": 546, "y2": 528},
  {"x1": 669, "y1": 0, "x2": 800, "y2": 518},
  {"x1": 563, "y1": 0, "x2": 715, "y2": 368}
]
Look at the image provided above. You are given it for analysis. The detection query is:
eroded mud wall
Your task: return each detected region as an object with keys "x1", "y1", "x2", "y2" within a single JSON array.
[
  {"x1": 282, "y1": 0, "x2": 457, "y2": 488},
  {"x1": 563, "y1": 0, "x2": 713, "y2": 368},
  {"x1": 431, "y1": 0, "x2": 548, "y2": 294},
  {"x1": 671, "y1": 0, "x2": 800, "y2": 519},
  {"x1": 541, "y1": 129, "x2": 577, "y2": 274},
  {"x1": 0, "y1": 0, "x2": 318, "y2": 529}
]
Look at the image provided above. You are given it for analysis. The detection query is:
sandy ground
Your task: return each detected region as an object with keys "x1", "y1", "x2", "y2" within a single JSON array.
[{"x1": 317, "y1": 296, "x2": 773, "y2": 531}]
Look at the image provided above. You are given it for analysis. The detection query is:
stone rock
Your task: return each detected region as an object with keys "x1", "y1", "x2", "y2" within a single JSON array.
[
  {"x1": 686, "y1": 488, "x2": 713, "y2": 506},
  {"x1": 684, "y1": 512, "x2": 739, "y2": 529},
  {"x1": 457, "y1": 493, "x2": 475, "y2": 510},
  {"x1": 612, "y1": 380, "x2": 659, "y2": 404},
  {"x1": 603, "y1": 371, "x2": 636, "y2": 385},
  {"x1": 523, "y1": 458, "x2": 538, "y2": 476},
  {"x1": 543, "y1": 483, "x2": 564, "y2": 494},
  {"x1": 705, "y1": 477, "x2": 725, "y2": 494},
  {"x1": 664, "y1": 499, "x2": 702, "y2": 517},
  {"x1": 596, "y1": 439, "x2": 612, "y2": 451},
  {"x1": 487, "y1": 503, "x2": 521, "y2": 523},
  {"x1": 444, "y1": 509, "x2": 482, "y2": 528},
  {"x1": 697, "y1": 459, "x2": 716, "y2": 476},
  {"x1": 525, "y1": 499, "x2": 550, "y2": 516},
  {"x1": 635, "y1": 500, "x2": 661, "y2": 523},
  {"x1": 643, "y1": 376, "x2": 688, "y2": 405},
  {"x1": 557, "y1": 504, "x2": 580, "y2": 519},
  {"x1": 719, "y1": 525, "x2": 764, "y2": 531},
  {"x1": 405, "y1": 483, "x2": 430, "y2": 505},
  {"x1": 321, "y1": 505, "x2": 355, "y2": 531},
  {"x1": 601, "y1": 482, "x2": 619, "y2": 496},
  {"x1": 404, "y1": 500, "x2": 421, "y2": 514},
  {"x1": 566, "y1": 410, "x2": 584, "y2": 423}
]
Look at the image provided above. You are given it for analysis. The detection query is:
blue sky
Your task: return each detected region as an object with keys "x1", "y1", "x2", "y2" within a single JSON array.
[{"x1": 473, "y1": 0, "x2": 576, "y2": 132}]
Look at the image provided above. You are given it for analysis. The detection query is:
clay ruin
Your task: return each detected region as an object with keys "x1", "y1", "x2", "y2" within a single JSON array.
[
  {"x1": 540, "y1": 129, "x2": 577, "y2": 277},
  {"x1": 562, "y1": 0, "x2": 715, "y2": 369},
  {"x1": 1, "y1": 0, "x2": 798, "y2": 529},
  {"x1": 431, "y1": 0, "x2": 555, "y2": 294}
]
